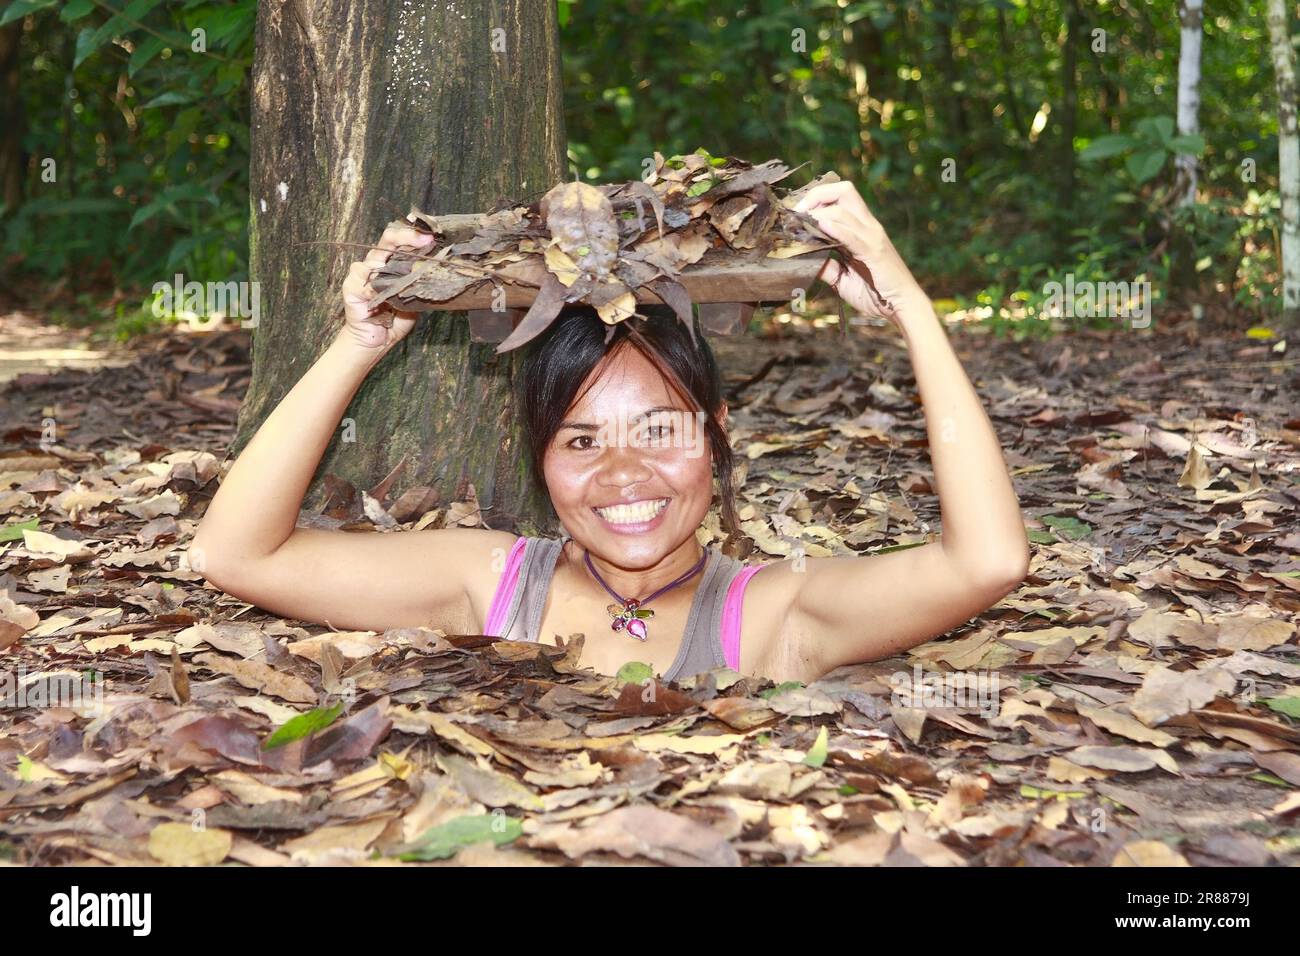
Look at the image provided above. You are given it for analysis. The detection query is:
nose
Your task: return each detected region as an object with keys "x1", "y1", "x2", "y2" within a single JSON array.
[{"x1": 595, "y1": 444, "x2": 653, "y2": 493}]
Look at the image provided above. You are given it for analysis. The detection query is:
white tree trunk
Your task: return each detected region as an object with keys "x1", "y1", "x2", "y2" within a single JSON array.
[
  {"x1": 1267, "y1": 0, "x2": 1300, "y2": 323},
  {"x1": 1175, "y1": 0, "x2": 1203, "y2": 206}
]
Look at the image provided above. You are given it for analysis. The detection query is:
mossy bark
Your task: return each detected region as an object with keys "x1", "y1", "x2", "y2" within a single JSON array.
[{"x1": 239, "y1": 0, "x2": 567, "y2": 528}]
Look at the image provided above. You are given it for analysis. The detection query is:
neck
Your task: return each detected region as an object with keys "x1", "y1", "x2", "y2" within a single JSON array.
[{"x1": 579, "y1": 536, "x2": 706, "y2": 602}]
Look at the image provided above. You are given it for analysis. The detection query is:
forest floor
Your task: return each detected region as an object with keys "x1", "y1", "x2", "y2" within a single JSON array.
[{"x1": 1, "y1": 306, "x2": 1298, "y2": 867}]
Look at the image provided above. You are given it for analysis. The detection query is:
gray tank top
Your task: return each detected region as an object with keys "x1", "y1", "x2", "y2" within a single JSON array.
[{"x1": 494, "y1": 537, "x2": 751, "y2": 682}]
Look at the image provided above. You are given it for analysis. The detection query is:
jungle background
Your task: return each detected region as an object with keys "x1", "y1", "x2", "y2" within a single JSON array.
[{"x1": 0, "y1": 0, "x2": 1289, "y2": 327}]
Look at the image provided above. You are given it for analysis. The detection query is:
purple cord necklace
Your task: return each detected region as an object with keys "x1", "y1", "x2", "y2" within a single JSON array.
[{"x1": 583, "y1": 547, "x2": 709, "y2": 642}]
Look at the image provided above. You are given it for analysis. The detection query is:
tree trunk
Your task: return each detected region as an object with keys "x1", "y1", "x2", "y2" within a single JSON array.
[
  {"x1": 239, "y1": 0, "x2": 567, "y2": 530},
  {"x1": 1175, "y1": 0, "x2": 1203, "y2": 207},
  {"x1": 994, "y1": 5, "x2": 1027, "y2": 142},
  {"x1": 848, "y1": 9, "x2": 885, "y2": 175},
  {"x1": 1267, "y1": 0, "x2": 1300, "y2": 328},
  {"x1": 934, "y1": 0, "x2": 968, "y2": 150},
  {"x1": 1056, "y1": 0, "x2": 1081, "y2": 236},
  {"x1": 1076, "y1": 3, "x2": 1123, "y2": 131},
  {"x1": 0, "y1": 23, "x2": 22, "y2": 214},
  {"x1": 1165, "y1": 0, "x2": 1205, "y2": 295}
]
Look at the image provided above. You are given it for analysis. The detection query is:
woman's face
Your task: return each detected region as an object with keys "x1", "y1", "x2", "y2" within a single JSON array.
[{"x1": 542, "y1": 345, "x2": 720, "y2": 570}]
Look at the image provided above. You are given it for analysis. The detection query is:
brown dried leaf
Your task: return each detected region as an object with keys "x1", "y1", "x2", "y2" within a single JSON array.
[{"x1": 194, "y1": 652, "x2": 316, "y2": 704}]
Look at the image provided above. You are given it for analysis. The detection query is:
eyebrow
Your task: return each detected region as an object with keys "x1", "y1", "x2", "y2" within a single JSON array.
[{"x1": 556, "y1": 406, "x2": 684, "y2": 432}]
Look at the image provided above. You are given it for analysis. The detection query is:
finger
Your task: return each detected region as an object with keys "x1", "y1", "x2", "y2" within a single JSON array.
[
  {"x1": 794, "y1": 181, "x2": 845, "y2": 211},
  {"x1": 366, "y1": 227, "x2": 432, "y2": 268},
  {"x1": 817, "y1": 257, "x2": 844, "y2": 287},
  {"x1": 342, "y1": 262, "x2": 373, "y2": 297},
  {"x1": 376, "y1": 226, "x2": 433, "y2": 253},
  {"x1": 803, "y1": 204, "x2": 864, "y2": 244},
  {"x1": 387, "y1": 225, "x2": 435, "y2": 247},
  {"x1": 800, "y1": 197, "x2": 859, "y2": 230},
  {"x1": 364, "y1": 234, "x2": 407, "y2": 261},
  {"x1": 362, "y1": 246, "x2": 392, "y2": 268},
  {"x1": 342, "y1": 271, "x2": 378, "y2": 301},
  {"x1": 794, "y1": 180, "x2": 854, "y2": 213}
]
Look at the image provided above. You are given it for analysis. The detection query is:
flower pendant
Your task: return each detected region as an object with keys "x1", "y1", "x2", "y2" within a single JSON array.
[{"x1": 607, "y1": 601, "x2": 655, "y2": 642}]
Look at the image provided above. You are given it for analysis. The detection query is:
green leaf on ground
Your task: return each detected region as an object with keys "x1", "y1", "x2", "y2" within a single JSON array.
[
  {"x1": 760, "y1": 681, "x2": 805, "y2": 699},
  {"x1": 1261, "y1": 696, "x2": 1300, "y2": 719},
  {"x1": 1, "y1": 518, "x2": 39, "y2": 541},
  {"x1": 1041, "y1": 514, "x2": 1092, "y2": 540},
  {"x1": 397, "y1": 813, "x2": 523, "y2": 861},
  {"x1": 803, "y1": 725, "x2": 829, "y2": 767},
  {"x1": 261, "y1": 703, "x2": 343, "y2": 750},
  {"x1": 616, "y1": 661, "x2": 654, "y2": 684}
]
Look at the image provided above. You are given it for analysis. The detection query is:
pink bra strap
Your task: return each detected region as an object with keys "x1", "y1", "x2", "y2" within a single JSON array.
[
  {"x1": 720, "y1": 564, "x2": 763, "y2": 671},
  {"x1": 484, "y1": 537, "x2": 528, "y2": 636}
]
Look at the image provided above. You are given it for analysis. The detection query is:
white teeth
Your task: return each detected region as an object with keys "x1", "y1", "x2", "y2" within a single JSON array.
[{"x1": 595, "y1": 498, "x2": 668, "y2": 524}]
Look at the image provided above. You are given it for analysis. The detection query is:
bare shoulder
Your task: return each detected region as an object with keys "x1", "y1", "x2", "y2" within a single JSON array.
[
  {"x1": 736, "y1": 555, "x2": 858, "y2": 683},
  {"x1": 733, "y1": 557, "x2": 806, "y2": 680}
]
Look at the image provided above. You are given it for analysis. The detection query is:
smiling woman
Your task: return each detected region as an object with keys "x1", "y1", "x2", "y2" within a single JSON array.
[
  {"x1": 488, "y1": 303, "x2": 755, "y2": 676},
  {"x1": 190, "y1": 180, "x2": 1031, "y2": 686},
  {"x1": 518, "y1": 303, "x2": 736, "y2": 551}
]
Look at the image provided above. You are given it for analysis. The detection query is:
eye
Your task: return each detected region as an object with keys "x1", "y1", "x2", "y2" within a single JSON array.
[{"x1": 566, "y1": 434, "x2": 597, "y2": 451}]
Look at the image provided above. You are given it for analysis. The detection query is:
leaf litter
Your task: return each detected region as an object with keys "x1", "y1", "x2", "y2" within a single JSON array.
[
  {"x1": 0, "y1": 307, "x2": 1298, "y2": 867},
  {"x1": 366, "y1": 150, "x2": 839, "y2": 352}
]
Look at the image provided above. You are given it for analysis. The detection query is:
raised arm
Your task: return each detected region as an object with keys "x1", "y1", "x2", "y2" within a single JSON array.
[
  {"x1": 752, "y1": 182, "x2": 1029, "y2": 681},
  {"x1": 190, "y1": 222, "x2": 514, "y2": 632}
]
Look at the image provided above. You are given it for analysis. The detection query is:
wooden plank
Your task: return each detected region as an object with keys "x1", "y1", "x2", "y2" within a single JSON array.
[
  {"x1": 385, "y1": 248, "x2": 831, "y2": 312},
  {"x1": 468, "y1": 308, "x2": 523, "y2": 342}
]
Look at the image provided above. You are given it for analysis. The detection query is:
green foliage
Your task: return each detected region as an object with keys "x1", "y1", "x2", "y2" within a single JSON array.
[
  {"x1": 105, "y1": 299, "x2": 168, "y2": 342},
  {"x1": 558, "y1": 0, "x2": 1289, "y2": 321},
  {"x1": 1080, "y1": 116, "x2": 1205, "y2": 185},
  {"x1": 0, "y1": 0, "x2": 1292, "y2": 328},
  {"x1": 262, "y1": 703, "x2": 345, "y2": 750},
  {"x1": 3, "y1": 0, "x2": 254, "y2": 289}
]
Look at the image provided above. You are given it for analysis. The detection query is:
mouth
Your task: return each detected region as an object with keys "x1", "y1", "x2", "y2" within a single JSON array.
[{"x1": 592, "y1": 497, "x2": 670, "y2": 531}]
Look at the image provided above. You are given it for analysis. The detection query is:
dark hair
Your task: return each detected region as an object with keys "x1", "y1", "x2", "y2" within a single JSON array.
[{"x1": 516, "y1": 303, "x2": 738, "y2": 533}]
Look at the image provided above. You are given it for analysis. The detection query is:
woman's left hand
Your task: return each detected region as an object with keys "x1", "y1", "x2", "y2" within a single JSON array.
[{"x1": 794, "y1": 181, "x2": 930, "y2": 328}]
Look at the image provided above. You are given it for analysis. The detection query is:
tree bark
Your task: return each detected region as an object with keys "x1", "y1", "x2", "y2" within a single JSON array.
[
  {"x1": 1175, "y1": 0, "x2": 1203, "y2": 207},
  {"x1": 848, "y1": 9, "x2": 885, "y2": 175},
  {"x1": 240, "y1": 0, "x2": 567, "y2": 530},
  {"x1": 1267, "y1": 0, "x2": 1300, "y2": 327},
  {"x1": 1056, "y1": 0, "x2": 1081, "y2": 222},
  {"x1": 934, "y1": 0, "x2": 968, "y2": 150},
  {"x1": 994, "y1": 5, "x2": 1027, "y2": 142}
]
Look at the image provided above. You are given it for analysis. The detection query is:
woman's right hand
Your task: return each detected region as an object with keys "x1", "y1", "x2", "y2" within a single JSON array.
[
  {"x1": 794, "y1": 181, "x2": 929, "y2": 330},
  {"x1": 340, "y1": 219, "x2": 435, "y2": 352}
]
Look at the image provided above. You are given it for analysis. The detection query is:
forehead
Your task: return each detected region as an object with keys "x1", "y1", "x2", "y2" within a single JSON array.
[{"x1": 565, "y1": 346, "x2": 690, "y2": 418}]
